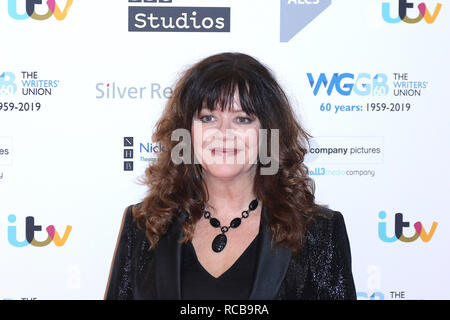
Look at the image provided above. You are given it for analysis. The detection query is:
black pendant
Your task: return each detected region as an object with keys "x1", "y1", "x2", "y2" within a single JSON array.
[
  {"x1": 212, "y1": 233, "x2": 227, "y2": 252},
  {"x1": 209, "y1": 217, "x2": 221, "y2": 228},
  {"x1": 230, "y1": 217, "x2": 241, "y2": 228},
  {"x1": 202, "y1": 198, "x2": 258, "y2": 253},
  {"x1": 249, "y1": 199, "x2": 259, "y2": 211}
]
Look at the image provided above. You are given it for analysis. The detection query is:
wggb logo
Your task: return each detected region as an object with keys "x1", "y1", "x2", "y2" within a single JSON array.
[
  {"x1": 382, "y1": 0, "x2": 442, "y2": 24},
  {"x1": 0, "y1": 72, "x2": 17, "y2": 95},
  {"x1": 8, "y1": 0, "x2": 73, "y2": 20},
  {"x1": 307, "y1": 73, "x2": 389, "y2": 96},
  {"x1": 1, "y1": 71, "x2": 60, "y2": 97}
]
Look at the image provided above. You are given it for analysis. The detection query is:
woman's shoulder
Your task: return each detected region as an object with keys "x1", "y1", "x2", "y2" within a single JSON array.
[
  {"x1": 314, "y1": 204, "x2": 344, "y2": 220},
  {"x1": 121, "y1": 201, "x2": 139, "y2": 225},
  {"x1": 119, "y1": 201, "x2": 147, "y2": 240},
  {"x1": 305, "y1": 205, "x2": 348, "y2": 240}
]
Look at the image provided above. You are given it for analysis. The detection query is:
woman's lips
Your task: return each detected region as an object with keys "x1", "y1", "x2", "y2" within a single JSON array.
[{"x1": 211, "y1": 148, "x2": 240, "y2": 156}]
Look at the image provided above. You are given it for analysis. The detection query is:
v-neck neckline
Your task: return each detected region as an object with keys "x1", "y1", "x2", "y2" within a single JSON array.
[{"x1": 187, "y1": 233, "x2": 260, "y2": 280}]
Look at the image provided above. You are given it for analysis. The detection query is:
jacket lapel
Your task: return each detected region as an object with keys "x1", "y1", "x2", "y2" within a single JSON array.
[
  {"x1": 248, "y1": 203, "x2": 292, "y2": 299},
  {"x1": 152, "y1": 203, "x2": 292, "y2": 300}
]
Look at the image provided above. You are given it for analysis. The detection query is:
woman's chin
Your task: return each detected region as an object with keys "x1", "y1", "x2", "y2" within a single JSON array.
[{"x1": 203, "y1": 164, "x2": 248, "y2": 179}]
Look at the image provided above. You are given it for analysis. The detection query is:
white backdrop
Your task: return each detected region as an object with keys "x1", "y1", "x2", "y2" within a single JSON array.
[{"x1": 1, "y1": 0, "x2": 449, "y2": 300}]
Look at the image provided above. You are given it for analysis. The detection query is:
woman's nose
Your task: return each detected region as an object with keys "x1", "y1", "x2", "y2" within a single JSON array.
[
  {"x1": 218, "y1": 115, "x2": 232, "y2": 131},
  {"x1": 216, "y1": 117, "x2": 238, "y2": 145}
]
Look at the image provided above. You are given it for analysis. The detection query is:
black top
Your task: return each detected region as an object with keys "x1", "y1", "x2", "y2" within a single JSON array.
[{"x1": 181, "y1": 234, "x2": 260, "y2": 300}]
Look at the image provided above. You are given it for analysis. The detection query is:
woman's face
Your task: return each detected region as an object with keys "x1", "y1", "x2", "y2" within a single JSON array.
[{"x1": 191, "y1": 93, "x2": 261, "y2": 180}]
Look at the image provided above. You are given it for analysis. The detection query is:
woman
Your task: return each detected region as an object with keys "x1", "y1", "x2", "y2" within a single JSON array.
[{"x1": 105, "y1": 52, "x2": 356, "y2": 300}]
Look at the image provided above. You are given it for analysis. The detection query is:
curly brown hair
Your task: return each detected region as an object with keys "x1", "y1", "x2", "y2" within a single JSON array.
[{"x1": 133, "y1": 52, "x2": 326, "y2": 255}]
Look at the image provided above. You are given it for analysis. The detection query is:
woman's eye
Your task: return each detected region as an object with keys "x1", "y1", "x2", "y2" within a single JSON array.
[
  {"x1": 200, "y1": 115, "x2": 214, "y2": 122},
  {"x1": 237, "y1": 117, "x2": 252, "y2": 124},
  {"x1": 199, "y1": 115, "x2": 253, "y2": 124}
]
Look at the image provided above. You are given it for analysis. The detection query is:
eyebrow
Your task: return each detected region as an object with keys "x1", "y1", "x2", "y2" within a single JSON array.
[{"x1": 202, "y1": 108, "x2": 245, "y2": 113}]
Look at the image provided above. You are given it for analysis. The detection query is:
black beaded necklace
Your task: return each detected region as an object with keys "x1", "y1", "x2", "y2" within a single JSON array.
[{"x1": 202, "y1": 198, "x2": 259, "y2": 253}]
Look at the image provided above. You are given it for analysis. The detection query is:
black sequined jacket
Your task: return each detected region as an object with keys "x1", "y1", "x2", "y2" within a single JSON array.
[{"x1": 105, "y1": 202, "x2": 357, "y2": 300}]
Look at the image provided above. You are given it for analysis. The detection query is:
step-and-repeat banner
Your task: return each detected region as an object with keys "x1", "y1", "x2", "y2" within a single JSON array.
[{"x1": 1, "y1": 0, "x2": 448, "y2": 300}]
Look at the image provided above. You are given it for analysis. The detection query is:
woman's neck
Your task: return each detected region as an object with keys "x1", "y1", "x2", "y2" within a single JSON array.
[{"x1": 202, "y1": 168, "x2": 259, "y2": 221}]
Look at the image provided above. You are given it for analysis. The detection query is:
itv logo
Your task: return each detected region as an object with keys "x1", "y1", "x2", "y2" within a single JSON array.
[
  {"x1": 8, "y1": 214, "x2": 72, "y2": 247},
  {"x1": 378, "y1": 211, "x2": 438, "y2": 243},
  {"x1": 8, "y1": 0, "x2": 73, "y2": 21},
  {"x1": 382, "y1": 0, "x2": 442, "y2": 24}
]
